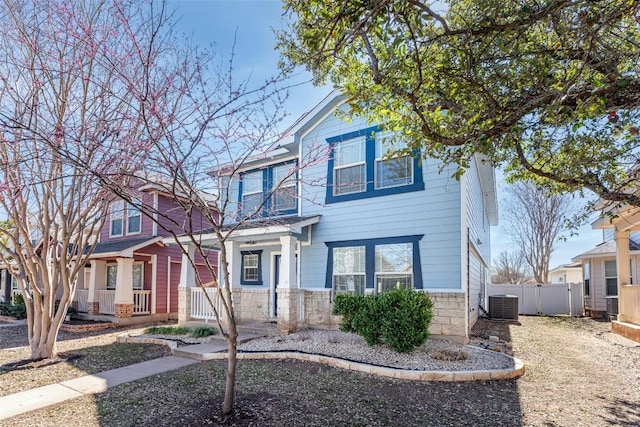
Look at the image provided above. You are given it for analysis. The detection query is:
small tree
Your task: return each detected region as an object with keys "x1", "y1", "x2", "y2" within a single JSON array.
[
  {"x1": 504, "y1": 181, "x2": 574, "y2": 284},
  {"x1": 0, "y1": 0, "x2": 163, "y2": 359},
  {"x1": 493, "y1": 250, "x2": 531, "y2": 285}
]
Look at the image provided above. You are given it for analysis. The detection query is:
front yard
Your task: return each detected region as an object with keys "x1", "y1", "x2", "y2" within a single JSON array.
[{"x1": 1, "y1": 316, "x2": 638, "y2": 426}]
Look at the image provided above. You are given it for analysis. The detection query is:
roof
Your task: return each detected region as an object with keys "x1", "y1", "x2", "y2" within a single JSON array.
[
  {"x1": 206, "y1": 215, "x2": 321, "y2": 234},
  {"x1": 571, "y1": 239, "x2": 640, "y2": 261},
  {"x1": 88, "y1": 237, "x2": 162, "y2": 256},
  {"x1": 549, "y1": 261, "x2": 582, "y2": 272}
]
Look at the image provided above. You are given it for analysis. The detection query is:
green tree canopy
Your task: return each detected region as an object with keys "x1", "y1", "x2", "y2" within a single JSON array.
[{"x1": 278, "y1": 0, "x2": 640, "y2": 207}]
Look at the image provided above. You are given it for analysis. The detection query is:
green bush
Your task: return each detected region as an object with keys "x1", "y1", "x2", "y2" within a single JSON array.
[
  {"x1": 6, "y1": 294, "x2": 27, "y2": 319},
  {"x1": 332, "y1": 288, "x2": 433, "y2": 353},
  {"x1": 144, "y1": 326, "x2": 190, "y2": 335},
  {"x1": 377, "y1": 287, "x2": 433, "y2": 353},
  {"x1": 332, "y1": 293, "x2": 365, "y2": 332},
  {"x1": 189, "y1": 326, "x2": 217, "y2": 338}
]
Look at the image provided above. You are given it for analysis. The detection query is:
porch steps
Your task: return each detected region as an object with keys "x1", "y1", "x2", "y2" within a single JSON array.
[{"x1": 612, "y1": 320, "x2": 640, "y2": 343}]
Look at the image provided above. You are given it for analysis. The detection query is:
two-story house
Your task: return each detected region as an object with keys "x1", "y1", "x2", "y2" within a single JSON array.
[
  {"x1": 175, "y1": 92, "x2": 498, "y2": 343},
  {"x1": 74, "y1": 183, "x2": 217, "y2": 324}
]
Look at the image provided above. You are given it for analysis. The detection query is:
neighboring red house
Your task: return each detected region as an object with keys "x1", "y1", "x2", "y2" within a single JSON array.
[{"x1": 74, "y1": 185, "x2": 217, "y2": 324}]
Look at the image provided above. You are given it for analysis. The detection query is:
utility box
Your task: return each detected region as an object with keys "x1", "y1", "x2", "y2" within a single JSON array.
[
  {"x1": 489, "y1": 295, "x2": 519, "y2": 320},
  {"x1": 606, "y1": 296, "x2": 619, "y2": 319}
]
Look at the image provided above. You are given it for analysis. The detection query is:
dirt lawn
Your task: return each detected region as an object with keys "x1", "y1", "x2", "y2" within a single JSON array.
[{"x1": 1, "y1": 316, "x2": 639, "y2": 426}]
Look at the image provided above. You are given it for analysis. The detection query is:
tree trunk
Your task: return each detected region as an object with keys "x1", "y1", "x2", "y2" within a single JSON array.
[
  {"x1": 27, "y1": 298, "x2": 65, "y2": 360},
  {"x1": 222, "y1": 319, "x2": 238, "y2": 415}
]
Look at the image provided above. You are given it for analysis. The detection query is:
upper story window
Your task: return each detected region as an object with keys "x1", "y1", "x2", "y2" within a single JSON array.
[
  {"x1": 110, "y1": 202, "x2": 124, "y2": 237},
  {"x1": 127, "y1": 202, "x2": 141, "y2": 234},
  {"x1": 326, "y1": 126, "x2": 424, "y2": 204},
  {"x1": 239, "y1": 161, "x2": 298, "y2": 218}
]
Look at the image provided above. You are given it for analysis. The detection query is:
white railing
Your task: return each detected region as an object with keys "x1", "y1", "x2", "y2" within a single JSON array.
[
  {"x1": 98, "y1": 290, "x2": 115, "y2": 315},
  {"x1": 191, "y1": 287, "x2": 221, "y2": 321},
  {"x1": 76, "y1": 290, "x2": 89, "y2": 313},
  {"x1": 133, "y1": 290, "x2": 151, "y2": 315}
]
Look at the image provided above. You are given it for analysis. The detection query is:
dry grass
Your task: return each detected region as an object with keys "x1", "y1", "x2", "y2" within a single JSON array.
[{"x1": 2, "y1": 316, "x2": 639, "y2": 426}]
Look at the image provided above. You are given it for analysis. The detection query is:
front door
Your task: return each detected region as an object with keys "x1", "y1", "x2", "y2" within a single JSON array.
[{"x1": 272, "y1": 254, "x2": 280, "y2": 318}]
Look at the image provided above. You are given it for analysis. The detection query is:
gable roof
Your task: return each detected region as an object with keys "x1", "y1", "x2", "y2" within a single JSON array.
[{"x1": 572, "y1": 239, "x2": 640, "y2": 261}]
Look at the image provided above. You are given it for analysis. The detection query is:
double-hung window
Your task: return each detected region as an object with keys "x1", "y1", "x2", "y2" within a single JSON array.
[
  {"x1": 605, "y1": 260, "x2": 618, "y2": 296},
  {"x1": 272, "y1": 164, "x2": 297, "y2": 211},
  {"x1": 326, "y1": 126, "x2": 423, "y2": 203},
  {"x1": 326, "y1": 235, "x2": 423, "y2": 296},
  {"x1": 241, "y1": 171, "x2": 263, "y2": 215},
  {"x1": 240, "y1": 162, "x2": 298, "y2": 217},
  {"x1": 110, "y1": 202, "x2": 124, "y2": 237},
  {"x1": 333, "y1": 136, "x2": 366, "y2": 196},
  {"x1": 583, "y1": 261, "x2": 590, "y2": 296},
  {"x1": 375, "y1": 243, "x2": 413, "y2": 293},
  {"x1": 241, "y1": 250, "x2": 263, "y2": 285},
  {"x1": 332, "y1": 246, "x2": 366, "y2": 295},
  {"x1": 127, "y1": 202, "x2": 141, "y2": 234}
]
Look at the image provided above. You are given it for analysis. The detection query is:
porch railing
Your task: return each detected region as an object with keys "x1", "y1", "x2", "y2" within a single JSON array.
[
  {"x1": 191, "y1": 287, "x2": 221, "y2": 321},
  {"x1": 76, "y1": 290, "x2": 89, "y2": 313},
  {"x1": 133, "y1": 290, "x2": 151, "y2": 315},
  {"x1": 98, "y1": 290, "x2": 115, "y2": 315}
]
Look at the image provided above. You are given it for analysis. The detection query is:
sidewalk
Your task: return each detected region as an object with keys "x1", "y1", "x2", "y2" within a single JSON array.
[{"x1": 0, "y1": 332, "x2": 260, "y2": 421}]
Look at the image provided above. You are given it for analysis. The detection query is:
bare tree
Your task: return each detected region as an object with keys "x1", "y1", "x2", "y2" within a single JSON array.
[
  {"x1": 0, "y1": 0, "x2": 162, "y2": 359},
  {"x1": 493, "y1": 250, "x2": 531, "y2": 285},
  {"x1": 504, "y1": 181, "x2": 574, "y2": 284}
]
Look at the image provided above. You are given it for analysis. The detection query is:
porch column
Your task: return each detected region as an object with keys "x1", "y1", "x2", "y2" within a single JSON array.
[
  {"x1": 178, "y1": 244, "x2": 196, "y2": 324},
  {"x1": 114, "y1": 258, "x2": 134, "y2": 318},
  {"x1": 615, "y1": 229, "x2": 631, "y2": 322},
  {"x1": 277, "y1": 234, "x2": 299, "y2": 334},
  {"x1": 87, "y1": 260, "x2": 106, "y2": 314}
]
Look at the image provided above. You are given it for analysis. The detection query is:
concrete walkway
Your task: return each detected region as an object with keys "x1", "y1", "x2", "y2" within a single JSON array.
[{"x1": 0, "y1": 332, "x2": 261, "y2": 421}]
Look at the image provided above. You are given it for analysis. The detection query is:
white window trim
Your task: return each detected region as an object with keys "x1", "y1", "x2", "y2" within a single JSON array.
[
  {"x1": 126, "y1": 202, "x2": 142, "y2": 235},
  {"x1": 243, "y1": 253, "x2": 260, "y2": 282},
  {"x1": 332, "y1": 246, "x2": 366, "y2": 294},
  {"x1": 374, "y1": 133, "x2": 413, "y2": 190},
  {"x1": 109, "y1": 201, "x2": 124, "y2": 238},
  {"x1": 272, "y1": 164, "x2": 297, "y2": 211},
  {"x1": 242, "y1": 172, "x2": 263, "y2": 213},
  {"x1": 374, "y1": 243, "x2": 414, "y2": 293},
  {"x1": 333, "y1": 137, "x2": 366, "y2": 196}
]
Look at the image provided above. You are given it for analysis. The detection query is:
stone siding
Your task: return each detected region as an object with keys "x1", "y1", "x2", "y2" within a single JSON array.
[
  {"x1": 87, "y1": 301, "x2": 100, "y2": 315},
  {"x1": 428, "y1": 292, "x2": 468, "y2": 342},
  {"x1": 236, "y1": 289, "x2": 270, "y2": 321},
  {"x1": 302, "y1": 290, "x2": 341, "y2": 329}
]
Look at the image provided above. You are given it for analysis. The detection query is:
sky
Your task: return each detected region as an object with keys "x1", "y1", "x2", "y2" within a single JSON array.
[{"x1": 172, "y1": 0, "x2": 604, "y2": 269}]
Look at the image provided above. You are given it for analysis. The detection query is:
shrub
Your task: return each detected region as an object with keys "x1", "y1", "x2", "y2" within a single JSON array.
[
  {"x1": 332, "y1": 288, "x2": 434, "y2": 353},
  {"x1": 144, "y1": 326, "x2": 190, "y2": 335},
  {"x1": 189, "y1": 326, "x2": 217, "y2": 338},
  {"x1": 377, "y1": 288, "x2": 433, "y2": 353},
  {"x1": 8, "y1": 294, "x2": 27, "y2": 319},
  {"x1": 332, "y1": 293, "x2": 365, "y2": 332}
]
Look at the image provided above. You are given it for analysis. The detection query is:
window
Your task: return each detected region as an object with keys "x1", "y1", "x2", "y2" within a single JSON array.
[
  {"x1": 110, "y1": 202, "x2": 124, "y2": 237},
  {"x1": 325, "y1": 235, "x2": 423, "y2": 295},
  {"x1": 241, "y1": 171, "x2": 263, "y2": 215},
  {"x1": 604, "y1": 260, "x2": 634, "y2": 296},
  {"x1": 132, "y1": 263, "x2": 144, "y2": 290},
  {"x1": 127, "y1": 202, "x2": 141, "y2": 234},
  {"x1": 334, "y1": 136, "x2": 366, "y2": 195},
  {"x1": 241, "y1": 250, "x2": 263, "y2": 285},
  {"x1": 375, "y1": 133, "x2": 412, "y2": 189},
  {"x1": 332, "y1": 246, "x2": 366, "y2": 295},
  {"x1": 326, "y1": 126, "x2": 424, "y2": 203},
  {"x1": 106, "y1": 264, "x2": 118, "y2": 290},
  {"x1": 272, "y1": 164, "x2": 297, "y2": 211},
  {"x1": 583, "y1": 262, "x2": 590, "y2": 296},
  {"x1": 375, "y1": 243, "x2": 413, "y2": 293},
  {"x1": 239, "y1": 162, "x2": 298, "y2": 217}
]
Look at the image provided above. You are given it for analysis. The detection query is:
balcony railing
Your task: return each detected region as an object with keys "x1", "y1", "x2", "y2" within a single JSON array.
[{"x1": 133, "y1": 290, "x2": 151, "y2": 315}]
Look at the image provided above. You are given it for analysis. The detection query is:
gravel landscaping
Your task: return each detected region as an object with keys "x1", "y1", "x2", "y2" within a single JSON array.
[{"x1": 1, "y1": 316, "x2": 639, "y2": 426}]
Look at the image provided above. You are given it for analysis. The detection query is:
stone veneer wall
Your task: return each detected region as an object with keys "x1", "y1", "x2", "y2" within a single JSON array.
[
  {"x1": 427, "y1": 292, "x2": 467, "y2": 342},
  {"x1": 302, "y1": 290, "x2": 341, "y2": 329},
  {"x1": 114, "y1": 303, "x2": 133, "y2": 318},
  {"x1": 236, "y1": 289, "x2": 270, "y2": 321}
]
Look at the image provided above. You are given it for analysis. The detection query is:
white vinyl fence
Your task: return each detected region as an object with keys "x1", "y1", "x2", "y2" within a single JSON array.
[{"x1": 487, "y1": 283, "x2": 584, "y2": 316}]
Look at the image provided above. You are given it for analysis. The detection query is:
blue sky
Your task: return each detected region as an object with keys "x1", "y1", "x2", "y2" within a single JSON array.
[{"x1": 172, "y1": 0, "x2": 604, "y2": 269}]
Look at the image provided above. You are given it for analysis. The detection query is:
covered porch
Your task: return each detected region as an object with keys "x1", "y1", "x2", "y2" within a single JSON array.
[
  {"x1": 593, "y1": 206, "x2": 640, "y2": 342},
  {"x1": 75, "y1": 237, "x2": 161, "y2": 322},
  {"x1": 174, "y1": 215, "x2": 320, "y2": 333}
]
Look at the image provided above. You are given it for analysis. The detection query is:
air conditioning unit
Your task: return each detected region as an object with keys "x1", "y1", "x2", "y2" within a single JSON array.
[{"x1": 489, "y1": 295, "x2": 519, "y2": 320}]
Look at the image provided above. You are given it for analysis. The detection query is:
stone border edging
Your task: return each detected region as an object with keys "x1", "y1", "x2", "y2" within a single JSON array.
[
  {"x1": 117, "y1": 333, "x2": 524, "y2": 382},
  {"x1": 60, "y1": 322, "x2": 114, "y2": 333},
  {"x1": 0, "y1": 315, "x2": 24, "y2": 323}
]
